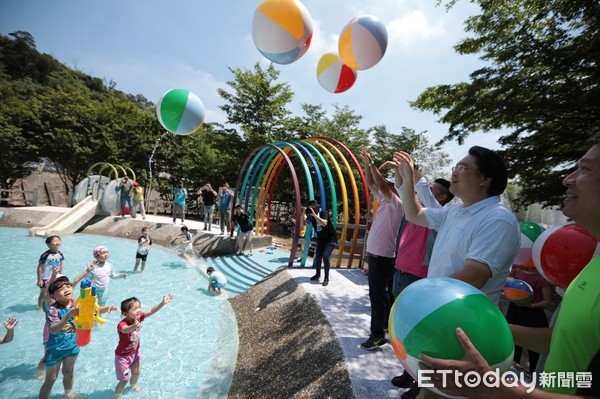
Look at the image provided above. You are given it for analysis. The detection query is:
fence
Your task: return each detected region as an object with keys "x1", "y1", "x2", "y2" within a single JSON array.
[{"x1": 0, "y1": 188, "x2": 38, "y2": 206}]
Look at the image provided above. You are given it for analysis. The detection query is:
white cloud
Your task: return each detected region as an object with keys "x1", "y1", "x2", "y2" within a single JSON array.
[{"x1": 387, "y1": 10, "x2": 444, "y2": 51}]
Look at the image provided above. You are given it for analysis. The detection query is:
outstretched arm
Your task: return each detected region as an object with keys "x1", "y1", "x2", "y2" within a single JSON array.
[
  {"x1": 145, "y1": 294, "x2": 174, "y2": 318},
  {"x1": 0, "y1": 317, "x2": 18, "y2": 344},
  {"x1": 72, "y1": 263, "x2": 96, "y2": 287}
]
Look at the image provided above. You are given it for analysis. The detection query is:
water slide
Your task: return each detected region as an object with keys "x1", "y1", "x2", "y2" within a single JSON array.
[{"x1": 30, "y1": 195, "x2": 99, "y2": 237}]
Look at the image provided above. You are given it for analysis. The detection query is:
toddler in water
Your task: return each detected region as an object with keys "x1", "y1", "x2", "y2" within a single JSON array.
[
  {"x1": 113, "y1": 294, "x2": 174, "y2": 398},
  {"x1": 207, "y1": 266, "x2": 228, "y2": 293},
  {"x1": 177, "y1": 225, "x2": 194, "y2": 259},
  {"x1": 90, "y1": 246, "x2": 127, "y2": 306},
  {"x1": 37, "y1": 235, "x2": 64, "y2": 310},
  {"x1": 134, "y1": 227, "x2": 153, "y2": 273}
]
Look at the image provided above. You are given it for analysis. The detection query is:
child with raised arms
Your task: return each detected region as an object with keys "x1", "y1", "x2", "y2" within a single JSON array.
[
  {"x1": 90, "y1": 246, "x2": 127, "y2": 306},
  {"x1": 113, "y1": 294, "x2": 174, "y2": 398}
]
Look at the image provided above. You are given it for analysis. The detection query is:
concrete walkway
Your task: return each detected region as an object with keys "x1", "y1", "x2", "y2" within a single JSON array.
[{"x1": 288, "y1": 267, "x2": 409, "y2": 399}]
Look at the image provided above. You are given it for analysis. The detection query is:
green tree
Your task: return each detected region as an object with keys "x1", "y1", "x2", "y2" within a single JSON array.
[
  {"x1": 411, "y1": 0, "x2": 600, "y2": 208},
  {"x1": 217, "y1": 63, "x2": 295, "y2": 149}
]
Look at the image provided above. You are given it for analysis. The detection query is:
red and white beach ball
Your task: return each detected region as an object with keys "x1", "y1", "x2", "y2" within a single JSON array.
[
  {"x1": 532, "y1": 222, "x2": 600, "y2": 288},
  {"x1": 252, "y1": 0, "x2": 313, "y2": 65},
  {"x1": 338, "y1": 15, "x2": 388, "y2": 70},
  {"x1": 316, "y1": 53, "x2": 357, "y2": 93}
]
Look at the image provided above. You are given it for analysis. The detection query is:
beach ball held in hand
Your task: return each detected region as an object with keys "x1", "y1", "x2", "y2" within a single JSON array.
[
  {"x1": 514, "y1": 222, "x2": 545, "y2": 267},
  {"x1": 532, "y1": 222, "x2": 600, "y2": 289},
  {"x1": 338, "y1": 15, "x2": 388, "y2": 71},
  {"x1": 316, "y1": 53, "x2": 357, "y2": 93},
  {"x1": 389, "y1": 278, "x2": 513, "y2": 396},
  {"x1": 156, "y1": 89, "x2": 205, "y2": 135},
  {"x1": 252, "y1": 0, "x2": 313, "y2": 65},
  {"x1": 503, "y1": 279, "x2": 534, "y2": 304}
]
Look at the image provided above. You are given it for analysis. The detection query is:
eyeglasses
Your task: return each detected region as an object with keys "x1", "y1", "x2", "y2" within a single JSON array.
[{"x1": 452, "y1": 164, "x2": 477, "y2": 174}]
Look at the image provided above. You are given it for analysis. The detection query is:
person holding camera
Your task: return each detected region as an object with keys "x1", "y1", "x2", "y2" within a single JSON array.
[
  {"x1": 118, "y1": 175, "x2": 134, "y2": 218},
  {"x1": 232, "y1": 205, "x2": 253, "y2": 256},
  {"x1": 306, "y1": 200, "x2": 338, "y2": 287}
]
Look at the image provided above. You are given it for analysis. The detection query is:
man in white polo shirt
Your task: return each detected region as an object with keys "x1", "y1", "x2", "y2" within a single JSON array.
[{"x1": 394, "y1": 146, "x2": 519, "y2": 304}]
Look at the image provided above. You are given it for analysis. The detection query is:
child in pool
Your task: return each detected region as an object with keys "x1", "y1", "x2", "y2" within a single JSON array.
[
  {"x1": 113, "y1": 294, "x2": 174, "y2": 398},
  {"x1": 37, "y1": 263, "x2": 96, "y2": 379},
  {"x1": 37, "y1": 235, "x2": 64, "y2": 310},
  {"x1": 39, "y1": 272, "x2": 116, "y2": 399},
  {"x1": 90, "y1": 246, "x2": 127, "y2": 306},
  {"x1": 133, "y1": 227, "x2": 153, "y2": 273},
  {"x1": 207, "y1": 266, "x2": 228, "y2": 293},
  {"x1": 177, "y1": 225, "x2": 194, "y2": 259}
]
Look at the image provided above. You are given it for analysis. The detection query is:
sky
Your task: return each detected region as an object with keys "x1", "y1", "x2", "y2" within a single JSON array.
[{"x1": 0, "y1": 0, "x2": 504, "y2": 167}]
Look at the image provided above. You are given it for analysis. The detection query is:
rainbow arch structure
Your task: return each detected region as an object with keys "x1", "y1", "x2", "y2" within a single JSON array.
[{"x1": 231, "y1": 138, "x2": 370, "y2": 268}]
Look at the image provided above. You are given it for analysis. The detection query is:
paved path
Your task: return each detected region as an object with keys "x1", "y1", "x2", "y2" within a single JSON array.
[{"x1": 288, "y1": 267, "x2": 409, "y2": 399}]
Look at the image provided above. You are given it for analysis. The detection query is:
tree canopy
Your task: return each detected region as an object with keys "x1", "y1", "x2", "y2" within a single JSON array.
[{"x1": 412, "y1": 0, "x2": 600, "y2": 208}]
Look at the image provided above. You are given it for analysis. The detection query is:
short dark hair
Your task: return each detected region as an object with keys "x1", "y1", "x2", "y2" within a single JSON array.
[
  {"x1": 45, "y1": 235, "x2": 61, "y2": 244},
  {"x1": 48, "y1": 276, "x2": 70, "y2": 295},
  {"x1": 180, "y1": 225, "x2": 188, "y2": 232},
  {"x1": 307, "y1": 200, "x2": 318, "y2": 207},
  {"x1": 207, "y1": 266, "x2": 215, "y2": 273},
  {"x1": 468, "y1": 146, "x2": 508, "y2": 196},
  {"x1": 141, "y1": 227, "x2": 149, "y2": 233},
  {"x1": 434, "y1": 178, "x2": 454, "y2": 204},
  {"x1": 120, "y1": 297, "x2": 140, "y2": 314}
]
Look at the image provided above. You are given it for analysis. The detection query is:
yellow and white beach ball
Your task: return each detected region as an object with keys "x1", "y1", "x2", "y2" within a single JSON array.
[
  {"x1": 316, "y1": 53, "x2": 357, "y2": 94},
  {"x1": 252, "y1": 0, "x2": 313, "y2": 65},
  {"x1": 338, "y1": 15, "x2": 388, "y2": 71}
]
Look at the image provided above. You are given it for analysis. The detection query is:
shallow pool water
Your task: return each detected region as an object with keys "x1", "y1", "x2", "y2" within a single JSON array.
[{"x1": 0, "y1": 228, "x2": 237, "y2": 399}]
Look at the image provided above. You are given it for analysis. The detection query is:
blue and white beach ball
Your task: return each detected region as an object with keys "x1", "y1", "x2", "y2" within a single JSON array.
[
  {"x1": 252, "y1": 0, "x2": 313, "y2": 64},
  {"x1": 156, "y1": 89, "x2": 205, "y2": 135},
  {"x1": 316, "y1": 53, "x2": 357, "y2": 94},
  {"x1": 338, "y1": 15, "x2": 388, "y2": 70}
]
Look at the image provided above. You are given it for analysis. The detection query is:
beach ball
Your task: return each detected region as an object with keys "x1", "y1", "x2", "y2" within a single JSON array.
[
  {"x1": 316, "y1": 53, "x2": 357, "y2": 93},
  {"x1": 503, "y1": 279, "x2": 534, "y2": 304},
  {"x1": 252, "y1": 0, "x2": 313, "y2": 65},
  {"x1": 532, "y1": 222, "x2": 600, "y2": 289},
  {"x1": 156, "y1": 89, "x2": 205, "y2": 135},
  {"x1": 513, "y1": 222, "x2": 545, "y2": 267},
  {"x1": 338, "y1": 15, "x2": 388, "y2": 71},
  {"x1": 389, "y1": 278, "x2": 513, "y2": 396}
]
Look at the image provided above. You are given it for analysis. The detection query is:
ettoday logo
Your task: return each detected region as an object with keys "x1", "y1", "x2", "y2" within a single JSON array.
[{"x1": 418, "y1": 370, "x2": 593, "y2": 393}]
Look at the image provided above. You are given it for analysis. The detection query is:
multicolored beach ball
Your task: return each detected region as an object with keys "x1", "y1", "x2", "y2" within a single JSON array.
[
  {"x1": 316, "y1": 53, "x2": 357, "y2": 93},
  {"x1": 252, "y1": 0, "x2": 313, "y2": 65},
  {"x1": 513, "y1": 222, "x2": 545, "y2": 267},
  {"x1": 503, "y1": 279, "x2": 534, "y2": 304},
  {"x1": 389, "y1": 278, "x2": 514, "y2": 394},
  {"x1": 338, "y1": 15, "x2": 388, "y2": 71},
  {"x1": 532, "y1": 222, "x2": 600, "y2": 289},
  {"x1": 156, "y1": 89, "x2": 205, "y2": 135}
]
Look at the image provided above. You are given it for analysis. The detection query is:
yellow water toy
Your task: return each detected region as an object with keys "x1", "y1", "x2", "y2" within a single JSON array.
[{"x1": 74, "y1": 279, "x2": 106, "y2": 346}]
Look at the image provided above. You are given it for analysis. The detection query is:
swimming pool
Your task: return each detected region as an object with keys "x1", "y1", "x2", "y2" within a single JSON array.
[{"x1": 0, "y1": 228, "x2": 238, "y2": 399}]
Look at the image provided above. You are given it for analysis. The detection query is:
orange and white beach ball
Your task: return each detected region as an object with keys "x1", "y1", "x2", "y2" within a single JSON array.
[
  {"x1": 252, "y1": 0, "x2": 313, "y2": 65},
  {"x1": 338, "y1": 15, "x2": 388, "y2": 70}
]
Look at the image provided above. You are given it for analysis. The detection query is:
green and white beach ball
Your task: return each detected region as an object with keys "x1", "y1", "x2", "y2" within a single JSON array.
[
  {"x1": 156, "y1": 88, "x2": 205, "y2": 135},
  {"x1": 389, "y1": 277, "x2": 514, "y2": 396}
]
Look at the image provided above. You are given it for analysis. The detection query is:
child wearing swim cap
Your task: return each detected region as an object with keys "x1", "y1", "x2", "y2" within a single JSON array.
[{"x1": 89, "y1": 246, "x2": 127, "y2": 306}]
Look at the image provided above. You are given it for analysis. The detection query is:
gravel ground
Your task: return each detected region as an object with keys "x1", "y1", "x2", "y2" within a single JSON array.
[{"x1": 228, "y1": 268, "x2": 355, "y2": 399}]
